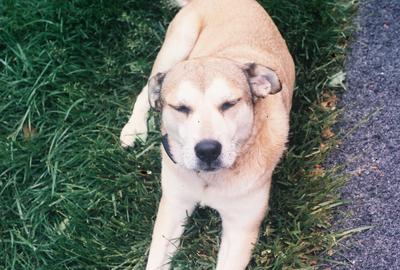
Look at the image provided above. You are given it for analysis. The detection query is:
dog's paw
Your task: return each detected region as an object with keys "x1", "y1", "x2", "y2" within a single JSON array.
[{"x1": 120, "y1": 119, "x2": 148, "y2": 148}]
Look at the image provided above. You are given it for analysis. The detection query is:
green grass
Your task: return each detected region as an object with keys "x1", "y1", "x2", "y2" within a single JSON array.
[{"x1": 0, "y1": 0, "x2": 354, "y2": 269}]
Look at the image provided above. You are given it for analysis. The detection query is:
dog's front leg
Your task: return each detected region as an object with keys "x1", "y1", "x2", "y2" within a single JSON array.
[
  {"x1": 216, "y1": 219, "x2": 262, "y2": 270},
  {"x1": 215, "y1": 188, "x2": 270, "y2": 270},
  {"x1": 120, "y1": 84, "x2": 151, "y2": 147},
  {"x1": 120, "y1": 9, "x2": 200, "y2": 147},
  {"x1": 146, "y1": 196, "x2": 196, "y2": 270}
]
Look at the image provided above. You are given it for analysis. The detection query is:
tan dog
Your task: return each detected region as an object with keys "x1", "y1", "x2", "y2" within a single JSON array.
[{"x1": 120, "y1": 0, "x2": 295, "y2": 269}]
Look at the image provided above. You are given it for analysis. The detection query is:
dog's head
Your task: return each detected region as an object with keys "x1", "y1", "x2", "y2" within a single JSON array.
[{"x1": 148, "y1": 58, "x2": 281, "y2": 172}]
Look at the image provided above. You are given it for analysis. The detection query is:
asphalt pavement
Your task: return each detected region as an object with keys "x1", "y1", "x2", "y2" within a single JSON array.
[{"x1": 328, "y1": 0, "x2": 400, "y2": 269}]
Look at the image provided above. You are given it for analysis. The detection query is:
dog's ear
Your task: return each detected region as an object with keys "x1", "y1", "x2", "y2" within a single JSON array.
[
  {"x1": 148, "y1": 72, "x2": 166, "y2": 111},
  {"x1": 242, "y1": 63, "x2": 282, "y2": 101}
]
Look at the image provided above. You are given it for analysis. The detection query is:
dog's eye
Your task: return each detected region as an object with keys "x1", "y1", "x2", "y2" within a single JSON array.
[
  {"x1": 220, "y1": 98, "x2": 241, "y2": 112},
  {"x1": 170, "y1": 104, "x2": 191, "y2": 114}
]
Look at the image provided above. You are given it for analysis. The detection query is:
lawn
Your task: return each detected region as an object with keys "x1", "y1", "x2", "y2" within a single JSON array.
[{"x1": 0, "y1": 0, "x2": 354, "y2": 269}]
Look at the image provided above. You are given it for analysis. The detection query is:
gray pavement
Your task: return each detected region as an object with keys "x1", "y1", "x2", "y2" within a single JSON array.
[{"x1": 328, "y1": 0, "x2": 400, "y2": 269}]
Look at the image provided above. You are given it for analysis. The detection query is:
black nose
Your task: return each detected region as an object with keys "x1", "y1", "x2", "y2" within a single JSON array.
[{"x1": 195, "y1": 140, "x2": 222, "y2": 163}]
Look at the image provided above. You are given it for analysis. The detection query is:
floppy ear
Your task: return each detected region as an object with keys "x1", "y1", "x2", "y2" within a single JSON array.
[
  {"x1": 148, "y1": 72, "x2": 166, "y2": 111},
  {"x1": 243, "y1": 63, "x2": 282, "y2": 101}
]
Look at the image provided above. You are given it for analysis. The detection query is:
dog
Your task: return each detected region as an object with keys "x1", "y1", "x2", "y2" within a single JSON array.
[{"x1": 120, "y1": 0, "x2": 295, "y2": 269}]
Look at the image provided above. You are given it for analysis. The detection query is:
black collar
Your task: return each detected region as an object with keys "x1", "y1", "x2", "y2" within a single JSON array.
[{"x1": 161, "y1": 134, "x2": 177, "y2": 164}]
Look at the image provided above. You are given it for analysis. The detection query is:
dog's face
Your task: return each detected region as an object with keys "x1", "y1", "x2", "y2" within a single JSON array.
[
  {"x1": 149, "y1": 58, "x2": 281, "y2": 172},
  {"x1": 162, "y1": 74, "x2": 254, "y2": 172}
]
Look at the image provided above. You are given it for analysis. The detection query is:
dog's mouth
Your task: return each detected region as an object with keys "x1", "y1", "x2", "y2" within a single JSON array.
[{"x1": 196, "y1": 160, "x2": 222, "y2": 172}]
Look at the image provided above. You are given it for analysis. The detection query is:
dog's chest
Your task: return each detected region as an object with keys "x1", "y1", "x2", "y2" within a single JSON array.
[
  {"x1": 198, "y1": 183, "x2": 216, "y2": 207},
  {"x1": 198, "y1": 184, "x2": 224, "y2": 209},
  {"x1": 196, "y1": 179, "x2": 244, "y2": 209},
  {"x1": 194, "y1": 169, "x2": 270, "y2": 210}
]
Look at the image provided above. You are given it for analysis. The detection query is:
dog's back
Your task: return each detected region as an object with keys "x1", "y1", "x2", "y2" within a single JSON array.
[{"x1": 174, "y1": 0, "x2": 295, "y2": 112}]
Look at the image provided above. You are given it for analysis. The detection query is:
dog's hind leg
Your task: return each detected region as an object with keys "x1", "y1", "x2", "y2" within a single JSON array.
[{"x1": 120, "y1": 8, "x2": 201, "y2": 147}]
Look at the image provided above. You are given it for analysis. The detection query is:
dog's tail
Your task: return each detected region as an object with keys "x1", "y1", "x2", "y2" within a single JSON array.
[{"x1": 172, "y1": 0, "x2": 192, "y2": 7}]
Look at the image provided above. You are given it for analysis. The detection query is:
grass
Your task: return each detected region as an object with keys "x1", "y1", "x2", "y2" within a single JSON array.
[{"x1": 0, "y1": 0, "x2": 355, "y2": 269}]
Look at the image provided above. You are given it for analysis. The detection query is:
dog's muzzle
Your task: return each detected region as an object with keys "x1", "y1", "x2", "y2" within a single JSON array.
[
  {"x1": 162, "y1": 135, "x2": 223, "y2": 172},
  {"x1": 195, "y1": 140, "x2": 221, "y2": 162},
  {"x1": 195, "y1": 139, "x2": 222, "y2": 171}
]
